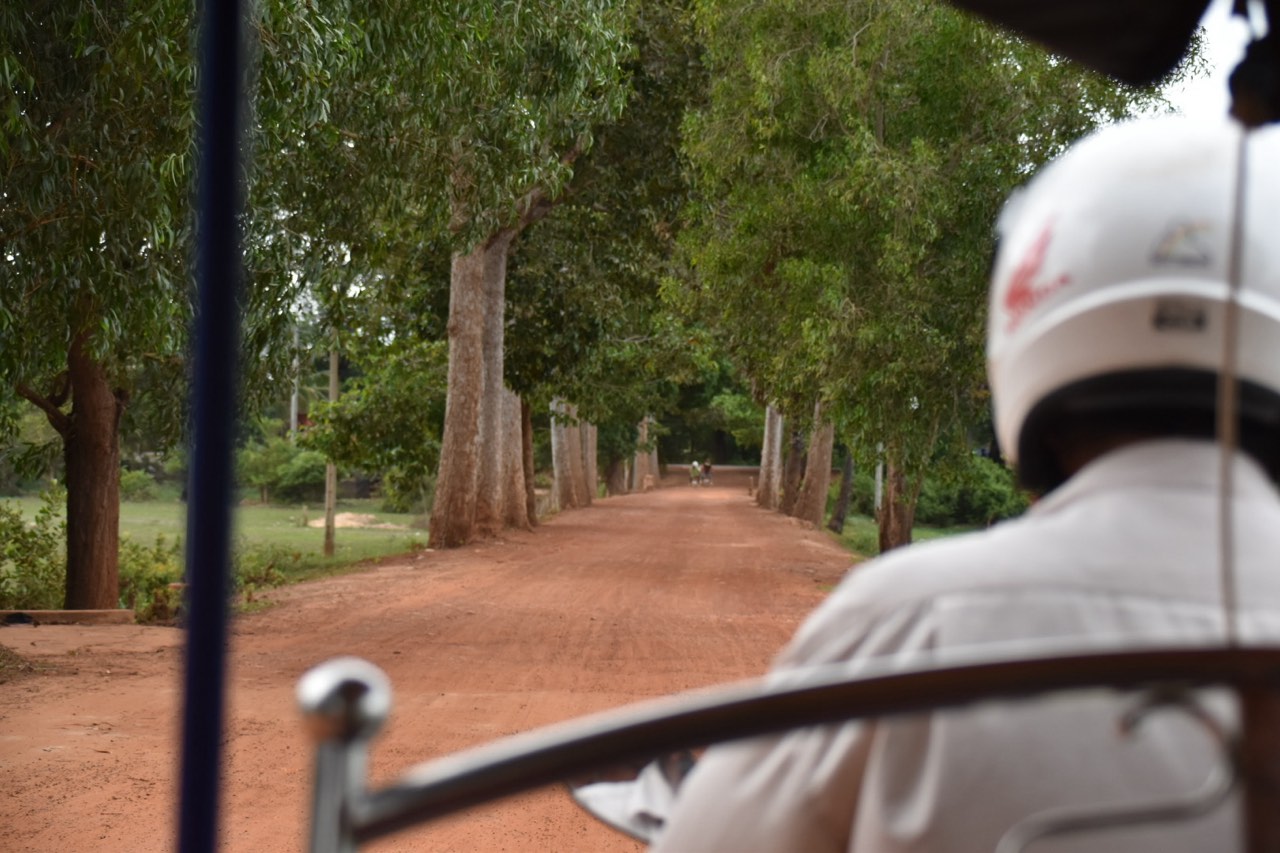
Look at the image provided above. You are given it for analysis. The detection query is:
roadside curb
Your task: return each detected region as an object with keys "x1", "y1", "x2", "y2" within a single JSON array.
[{"x1": 0, "y1": 610, "x2": 136, "y2": 626}]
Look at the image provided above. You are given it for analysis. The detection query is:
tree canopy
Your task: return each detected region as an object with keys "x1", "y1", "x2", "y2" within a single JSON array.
[{"x1": 672, "y1": 0, "x2": 1180, "y2": 543}]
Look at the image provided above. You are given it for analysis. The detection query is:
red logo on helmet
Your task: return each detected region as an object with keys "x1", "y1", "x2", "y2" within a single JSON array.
[{"x1": 1004, "y1": 222, "x2": 1070, "y2": 332}]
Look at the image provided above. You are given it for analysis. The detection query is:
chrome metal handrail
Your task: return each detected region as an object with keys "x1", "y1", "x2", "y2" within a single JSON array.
[{"x1": 300, "y1": 645, "x2": 1280, "y2": 851}]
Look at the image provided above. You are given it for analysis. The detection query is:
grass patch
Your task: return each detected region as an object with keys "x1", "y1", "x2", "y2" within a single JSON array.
[
  {"x1": 228, "y1": 501, "x2": 428, "y2": 583},
  {"x1": 2, "y1": 496, "x2": 429, "y2": 612},
  {"x1": 833, "y1": 514, "x2": 972, "y2": 559}
]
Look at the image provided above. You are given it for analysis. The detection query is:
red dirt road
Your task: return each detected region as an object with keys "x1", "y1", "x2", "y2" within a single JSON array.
[{"x1": 1, "y1": 470, "x2": 855, "y2": 852}]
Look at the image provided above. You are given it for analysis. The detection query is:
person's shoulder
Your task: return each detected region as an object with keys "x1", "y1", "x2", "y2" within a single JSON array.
[
  {"x1": 807, "y1": 519, "x2": 1040, "y2": 628},
  {"x1": 854, "y1": 520, "x2": 1034, "y2": 597},
  {"x1": 776, "y1": 520, "x2": 1040, "y2": 667}
]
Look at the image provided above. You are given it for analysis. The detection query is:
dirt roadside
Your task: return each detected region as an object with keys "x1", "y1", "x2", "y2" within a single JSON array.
[{"x1": 0, "y1": 469, "x2": 856, "y2": 852}]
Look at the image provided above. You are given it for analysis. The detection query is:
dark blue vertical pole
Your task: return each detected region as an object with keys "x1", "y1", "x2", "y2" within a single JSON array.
[{"x1": 180, "y1": 0, "x2": 243, "y2": 850}]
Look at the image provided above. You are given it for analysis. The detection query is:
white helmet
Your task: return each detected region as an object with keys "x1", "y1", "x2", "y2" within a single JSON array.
[{"x1": 987, "y1": 115, "x2": 1280, "y2": 490}]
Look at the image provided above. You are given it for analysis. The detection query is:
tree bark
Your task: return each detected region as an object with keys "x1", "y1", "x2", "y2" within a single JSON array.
[
  {"x1": 551, "y1": 399, "x2": 580, "y2": 510},
  {"x1": 521, "y1": 398, "x2": 538, "y2": 527},
  {"x1": 566, "y1": 411, "x2": 589, "y2": 508},
  {"x1": 62, "y1": 331, "x2": 123, "y2": 609},
  {"x1": 794, "y1": 414, "x2": 835, "y2": 526},
  {"x1": 429, "y1": 241, "x2": 488, "y2": 548},
  {"x1": 757, "y1": 405, "x2": 783, "y2": 510},
  {"x1": 501, "y1": 389, "x2": 530, "y2": 530},
  {"x1": 323, "y1": 346, "x2": 339, "y2": 557},
  {"x1": 877, "y1": 461, "x2": 920, "y2": 553},
  {"x1": 778, "y1": 428, "x2": 806, "y2": 516},
  {"x1": 603, "y1": 457, "x2": 628, "y2": 495},
  {"x1": 474, "y1": 230, "x2": 516, "y2": 535},
  {"x1": 827, "y1": 449, "x2": 855, "y2": 534},
  {"x1": 630, "y1": 418, "x2": 650, "y2": 490},
  {"x1": 581, "y1": 422, "x2": 598, "y2": 503}
]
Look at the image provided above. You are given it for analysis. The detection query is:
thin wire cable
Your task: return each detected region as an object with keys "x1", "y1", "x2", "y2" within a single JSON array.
[{"x1": 1218, "y1": 126, "x2": 1251, "y2": 647}]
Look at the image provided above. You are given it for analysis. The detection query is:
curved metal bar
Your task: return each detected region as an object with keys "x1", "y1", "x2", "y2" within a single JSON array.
[
  {"x1": 342, "y1": 646, "x2": 1280, "y2": 843},
  {"x1": 299, "y1": 659, "x2": 394, "y2": 853},
  {"x1": 995, "y1": 689, "x2": 1238, "y2": 853}
]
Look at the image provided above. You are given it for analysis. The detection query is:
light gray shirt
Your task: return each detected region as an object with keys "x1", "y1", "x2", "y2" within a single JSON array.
[{"x1": 652, "y1": 440, "x2": 1280, "y2": 852}]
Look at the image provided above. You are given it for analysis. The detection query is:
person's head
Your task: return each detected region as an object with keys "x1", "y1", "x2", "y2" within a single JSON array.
[{"x1": 986, "y1": 116, "x2": 1280, "y2": 492}]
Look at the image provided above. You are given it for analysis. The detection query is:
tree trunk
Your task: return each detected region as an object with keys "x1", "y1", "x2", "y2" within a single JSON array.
[
  {"x1": 877, "y1": 462, "x2": 919, "y2": 553},
  {"x1": 566, "y1": 411, "x2": 589, "y2": 508},
  {"x1": 429, "y1": 241, "x2": 488, "y2": 548},
  {"x1": 827, "y1": 449, "x2": 855, "y2": 534},
  {"x1": 323, "y1": 346, "x2": 339, "y2": 557},
  {"x1": 501, "y1": 389, "x2": 530, "y2": 530},
  {"x1": 521, "y1": 398, "x2": 538, "y2": 527},
  {"x1": 551, "y1": 399, "x2": 580, "y2": 510},
  {"x1": 630, "y1": 418, "x2": 650, "y2": 490},
  {"x1": 63, "y1": 332, "x2": 123, "y2": 609},
  {"x1": 778, "y1": 428, "x2": 806, "y2": 516},
  {"x1": 758, "y1": 409, "x2": 773, "y2": 499},
  {"x1": 474, "y1": 231, "x2": 516, "y2": 535},
  {"x1": 580, "y1": 421, "x2": 598, "y2": 504},
  {"x1": 603, "y1": 456, "x2": 628, "y2": 495},
  {"x1": 794, "y1": 414, "x2": 835, "y2": 526},
  {"x1": 757, "y1": 405, "x2": 783, "y2": 510}
]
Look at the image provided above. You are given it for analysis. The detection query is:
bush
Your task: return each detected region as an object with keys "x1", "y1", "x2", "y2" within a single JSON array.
[
  {"x1": 233, "y1": 543, "x2": 292, "y2": 603},
  {"x1": 915, "y1": 454, "x2": 1029, "y2": 528},
  {"x1": 378, "y1": 470, "x2": 433, "y2": 514},
  {"x1": 274, "y1": 450, "x2": 328, "y2": 503},
  {"x1": 237, "y1": 437, "x2": 331, "y2": 504},
  {"x1": 120, "y1": 469, "x2": 157, "y2": 501},
  {"x1": 838, "y1": 454, "x2": 1028, "y2": 529},
  {"x1": 118, "y1": 534, "x2": 184, "y2": 622},
  {"x1": 0, "y1": 488, "x2": 66, "y2": 610}
]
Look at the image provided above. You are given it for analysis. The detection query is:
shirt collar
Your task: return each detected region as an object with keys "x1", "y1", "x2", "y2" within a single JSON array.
[{"x1": 1032, "y1": 438, "x2": 1278, "y2": 516}]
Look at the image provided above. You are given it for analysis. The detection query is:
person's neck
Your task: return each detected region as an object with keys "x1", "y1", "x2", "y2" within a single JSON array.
[{"x1": 1052, "y1": 432, "x2": 1162, "y2": 480}]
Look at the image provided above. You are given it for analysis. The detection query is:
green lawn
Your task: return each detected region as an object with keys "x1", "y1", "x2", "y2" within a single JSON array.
[
  {"x1": 4, "y1": 495, "x2": 428, "y2": 584},
  {"x1": 833, "y1": 513, "x2": 971, "y2": 559}
]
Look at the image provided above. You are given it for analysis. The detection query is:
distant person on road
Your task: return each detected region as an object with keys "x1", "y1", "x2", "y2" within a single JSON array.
[
  {"x1": 689, "y1": 460, "x2": 701, "y2": 486},
  {"x1": 701, "y1": 461, "x2": 713, "y2": 486},
  {"x1": 652, "y1": 116, "x2": 1280, "y2": 852}
]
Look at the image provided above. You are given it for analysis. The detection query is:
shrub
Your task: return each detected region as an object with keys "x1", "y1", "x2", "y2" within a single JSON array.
[
  {"x1": 273, "y1": 450, "x2": 328, "y2": 503},
  {"x1": 120, "y1": 468, "x2": 157, "y2": 501},
  {"x1": 0, "y1": 488, "x2": 66, "y2": 610},
  {"x1": 916, "y1": 454, "x2": 1029, "y2": 528},
  {"x1": 379, "y1": 471, "x2": 433, "y2": 514},
  {"x1": 237, "y1": 437, "x2": 331, "y2": 504},
  {"x1": 233, "y1": 543, "x2": 292, "y2": 602},
  {"x1": 839, "y1": 454, "x2": 1028, "y2": 529},
  {"x1": 118, "y1": 534, "x2": 184, "y2": 622}
]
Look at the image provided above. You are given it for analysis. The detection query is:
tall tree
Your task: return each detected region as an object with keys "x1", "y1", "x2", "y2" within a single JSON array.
[
  {"x1": 0, "y1": 3, "x2": 341, "y2": 606},
  {"x1": 407, "y1": 1, "x2": 631, "y2": 548},
  {"x1": 677, "y1": 0, "x2": 1173, "y2": 547},
  {"x1": 504, "y1": 0, "x2": 706, "y2": 501}
]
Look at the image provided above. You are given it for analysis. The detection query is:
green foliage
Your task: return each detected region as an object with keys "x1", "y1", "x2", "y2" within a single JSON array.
[
  {"x1": 844, "y1": 452, "x2": 1027, "y2": 528},
  {"x1": 303, "y1": 339, "x2": 447, "y2": 513},
  {"x1": 709, "y1": 390, "x2": 765, "y2": 451},
  {"x1": 501, "y1": 0, "x2": 706, "y2": 458},
  {"x1": 237, "y1": 435, "x2": 299, "y2": 503},
  {"x1": 274, "y1": 450, "x2": 329, "y2": 504},
  {"x1": 914, "y1": 454, "x2": 1030, "y2": 528},
  {"x1": 119, "y1": 469, "x2": 157, "y2": 501},
  {"x1": 232, "y1": 543, "x2": 291, "y2": 603},
  {"x1": 677, "y1": 0, "x2": 1173, "y2": 484},
  {"x1": 0, "y1": 488, "x2": 66, "y2": 610},
  {"x1": 237, "y1": 422, "x2": 330, "y2": 505},
  {"x1": 118, "y1": 534, "x2": 183, "y2": 622}
]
